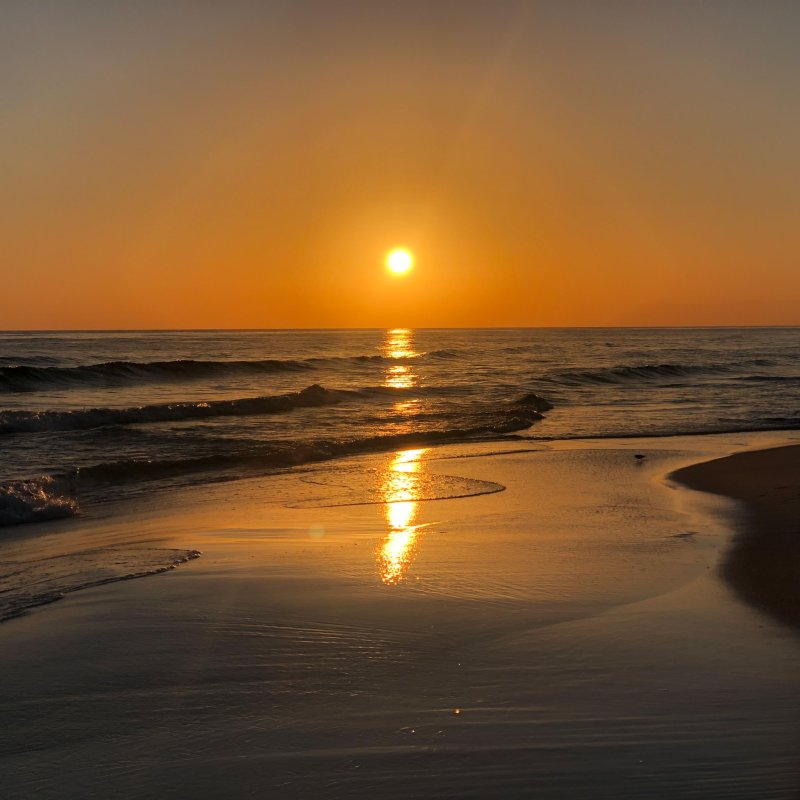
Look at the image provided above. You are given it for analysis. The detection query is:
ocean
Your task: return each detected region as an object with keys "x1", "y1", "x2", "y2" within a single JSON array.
[{"x1": 1, "y1": 327, "x2": 798, "y2": 528}]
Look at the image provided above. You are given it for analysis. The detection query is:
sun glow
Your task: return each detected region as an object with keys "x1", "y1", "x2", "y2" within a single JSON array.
[{"x1": 386, "y1": 248, "x2": 414, "y2": 275}]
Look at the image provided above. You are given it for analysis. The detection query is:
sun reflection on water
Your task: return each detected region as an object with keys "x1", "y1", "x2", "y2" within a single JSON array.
[
  {"x1": 377, "y1": 329, "x2": 429, "y2": 584},
  {"x1": 378, "y1": 448, "x2": 428, "y2": 585},
  {"x1": 383, "y1": 328, "x2": 418, "y2": 391}
]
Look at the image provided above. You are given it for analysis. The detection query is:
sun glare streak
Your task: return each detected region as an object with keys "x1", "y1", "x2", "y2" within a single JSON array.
[{"x1": 378, "y1": 448, "x2": 429, "y2": 585}]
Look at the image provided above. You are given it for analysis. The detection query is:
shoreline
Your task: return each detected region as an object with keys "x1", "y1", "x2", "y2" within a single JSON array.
[
  {"x1": 671, "y1": 444, "x2": 800, "y2": 631},
  {"x1": 2, "y1": 430, "x2": 798, "y2": 625}
]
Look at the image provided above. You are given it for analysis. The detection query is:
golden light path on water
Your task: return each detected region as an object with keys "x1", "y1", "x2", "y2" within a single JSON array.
[
  {"x1": 377, "y1": 329, "x2": 430, "y2": 584},
  {"x1": 383, "y1": 328, "x2": 418, "y2": 391},
  {"x1": 377, "y1": 448, "x2": 429, "y2": 586}
]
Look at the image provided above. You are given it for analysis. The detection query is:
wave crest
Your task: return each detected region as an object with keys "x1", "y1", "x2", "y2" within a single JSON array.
[
  {"x1": 541, "y1": 362, "x2": 735, "y2": 387},
  {"x1": 0, "y1": 384, "x2": 342, "y2": 434},
  {"x1": 67, "y1": 390, "x2": 549, "y2": 483},
  {"x1": 4, "y1": 390, "x2": 553, "y2": 526},
  {"x1": 0, "y1": 477, "x2": 79, "y2": 527},
  {"x1": 0, "y1": 358, "x2": 315, "y2": 391},
  {"x1": 0, "y1": 349, "x2": 473, "y2": 391}
]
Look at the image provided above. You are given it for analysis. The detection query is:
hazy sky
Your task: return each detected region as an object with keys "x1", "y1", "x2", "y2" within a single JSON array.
[{"x1": 2, "y1": 0, "x2": 799, "y2": 328}]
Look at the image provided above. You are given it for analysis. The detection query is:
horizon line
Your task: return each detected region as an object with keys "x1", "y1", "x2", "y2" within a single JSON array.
[{"x1": 1, "y1": 324, "x2": 799, "y2": 334}]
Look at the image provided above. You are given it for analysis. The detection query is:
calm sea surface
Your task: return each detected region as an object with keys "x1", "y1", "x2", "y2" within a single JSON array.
[{"x1": 1, "y1": 327, "x2": 798, "y2": 527}]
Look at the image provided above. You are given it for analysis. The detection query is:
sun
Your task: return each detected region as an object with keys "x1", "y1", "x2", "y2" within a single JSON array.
[{"x1": 386, "y1": 248, "x2": 414, "y2": 275}]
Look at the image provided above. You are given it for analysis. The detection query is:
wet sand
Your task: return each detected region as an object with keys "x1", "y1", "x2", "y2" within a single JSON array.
[
  {"x1": 672, "y1": 444, "x2": 800, "y2": 631},
  {"x1": 1, "y1": 433, "x2": 799, "y2": 798}
]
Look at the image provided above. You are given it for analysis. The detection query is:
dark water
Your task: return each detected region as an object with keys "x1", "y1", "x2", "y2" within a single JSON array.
[{"x1": 1, "y1": 327, "x2": 798, "y2": 526}]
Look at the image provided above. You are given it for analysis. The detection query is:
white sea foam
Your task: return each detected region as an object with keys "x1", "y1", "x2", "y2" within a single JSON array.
[
  {"x1": 0, "y1": 546, "x2": 202, "y2": 620},
  {"x1": 0, "y1": 477, "x2": 78, "y2": 527}
]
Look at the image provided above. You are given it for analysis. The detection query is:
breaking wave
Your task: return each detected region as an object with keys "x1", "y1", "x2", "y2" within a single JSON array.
[
  {"x1": 70, "y1": 393, "x2": 550, "y2": 485},
  {"x1": 0, "y1": 384, "x2": 343, "y2": 434},
  {"x1": 0, "y1": 477, "x2": 79, "y2": 527},
  {"x1": 69, "y1": 425, "x2": 529, "y2": 485},
  {"x1": 0, "y1": 383, "x2": 474, "y2": 435}
]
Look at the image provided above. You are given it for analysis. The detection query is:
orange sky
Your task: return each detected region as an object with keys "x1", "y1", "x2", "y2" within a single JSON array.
[{"x1": 2, "y1": 1, "x2": 799, "y2": 328}]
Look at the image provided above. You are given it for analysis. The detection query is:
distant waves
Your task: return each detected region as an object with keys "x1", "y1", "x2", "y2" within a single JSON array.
[
  {"x1": 536, "y1": 359, "x2": 777, "y2": 388},
  {"x1": 0, "y1": 349, "x2": 464, "y2": 392}
]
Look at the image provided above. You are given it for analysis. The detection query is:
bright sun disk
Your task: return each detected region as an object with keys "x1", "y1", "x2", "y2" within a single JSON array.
[{"x1": 386, "y1": 248, "x2": 413, "y2": 275}]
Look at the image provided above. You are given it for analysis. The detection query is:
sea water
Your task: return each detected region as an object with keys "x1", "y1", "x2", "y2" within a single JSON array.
[{"x1": 1, "y1": 327, "x2": 798, "y2": 527}]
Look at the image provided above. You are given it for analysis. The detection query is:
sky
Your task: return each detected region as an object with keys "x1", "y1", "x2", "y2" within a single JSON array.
[{"x1": 2, "y1": 0, "x2": 799, "y2": 328}]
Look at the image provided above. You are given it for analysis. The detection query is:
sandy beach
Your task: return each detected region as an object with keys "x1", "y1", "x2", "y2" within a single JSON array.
[
  {"x1": 673, "y1": 444, "x2": 800, "y2": 631},
  {"x1": 1, "y1": 431, "x2": 798, "y2": 798}
]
